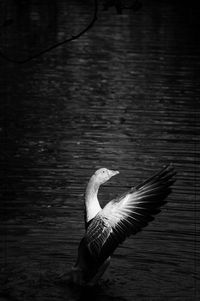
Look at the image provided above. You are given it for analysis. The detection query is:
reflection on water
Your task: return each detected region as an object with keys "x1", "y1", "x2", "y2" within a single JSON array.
[{"x1": 0, "y1": 0, "x2": 199, "y2": 300}]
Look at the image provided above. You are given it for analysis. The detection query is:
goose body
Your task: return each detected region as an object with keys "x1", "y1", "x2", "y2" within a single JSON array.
[{"x1": 71, "y1": 165, "x2": 176, "y2": 286}]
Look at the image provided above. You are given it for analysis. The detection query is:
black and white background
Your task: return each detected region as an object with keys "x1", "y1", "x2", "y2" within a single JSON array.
[{"x1": 0, "y1": 0, "x2": 199, "y2": 300}]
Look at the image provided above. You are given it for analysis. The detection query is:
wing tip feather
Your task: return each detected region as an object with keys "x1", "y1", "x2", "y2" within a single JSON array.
[{"x1": 136, "y1": 164, "x2": 176, "y2": 191}]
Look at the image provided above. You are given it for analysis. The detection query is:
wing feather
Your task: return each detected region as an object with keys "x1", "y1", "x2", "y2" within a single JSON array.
[{"x1": 85, "y1": 165, "x2": 176, "y2": 263}]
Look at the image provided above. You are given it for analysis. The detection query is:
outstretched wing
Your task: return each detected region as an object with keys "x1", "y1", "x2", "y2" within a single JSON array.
[{"x1": 85, "y1": 165, "x2": 176, "y2": 264}]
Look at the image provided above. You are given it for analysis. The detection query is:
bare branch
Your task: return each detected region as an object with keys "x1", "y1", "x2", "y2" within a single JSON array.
[{"x1": 0, "y1": 0, "x2": 98, "y2": 64}]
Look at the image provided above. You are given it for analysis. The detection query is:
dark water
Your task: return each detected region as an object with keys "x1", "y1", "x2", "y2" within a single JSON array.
[{"x1": 0, "y1": 0, "x2": 199, "y2": 300}]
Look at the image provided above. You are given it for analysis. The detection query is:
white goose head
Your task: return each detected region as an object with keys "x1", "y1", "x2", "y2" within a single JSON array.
[
  {"x1": 85, "y1": 168, "x2": 119, "y2": 223},
  {"x1": 93, "y1": 168, "x2": 119, "y2": 185}
]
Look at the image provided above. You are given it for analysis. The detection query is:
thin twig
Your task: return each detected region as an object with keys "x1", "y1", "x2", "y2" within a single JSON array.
[{"x1": 0, "y1": 0, "x2": 98, "y2": 64}]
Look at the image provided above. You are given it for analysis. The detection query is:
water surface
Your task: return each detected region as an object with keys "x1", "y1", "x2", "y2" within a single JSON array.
[{"x1": 0, "y1": 0, "x2": 199, "y2": 300}]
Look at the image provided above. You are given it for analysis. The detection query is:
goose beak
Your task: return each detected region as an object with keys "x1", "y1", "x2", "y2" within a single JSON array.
[{"x1": 110, "y1": 170, "x2": 119, "y2": 177}]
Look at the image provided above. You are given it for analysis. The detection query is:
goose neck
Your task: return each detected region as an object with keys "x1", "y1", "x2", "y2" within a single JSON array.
[{"x1": 85, "y1": 176, "x2": 101, "y2": 222}]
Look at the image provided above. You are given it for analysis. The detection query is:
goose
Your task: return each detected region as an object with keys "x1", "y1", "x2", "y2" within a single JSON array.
[{"x1": 71, "y1": 165, "x2": 176, "y2": 286}]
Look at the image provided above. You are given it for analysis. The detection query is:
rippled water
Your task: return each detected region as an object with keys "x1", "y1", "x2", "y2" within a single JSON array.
[{"x1": 0, "y1": 0, "x2": 199, "y2": 300}]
